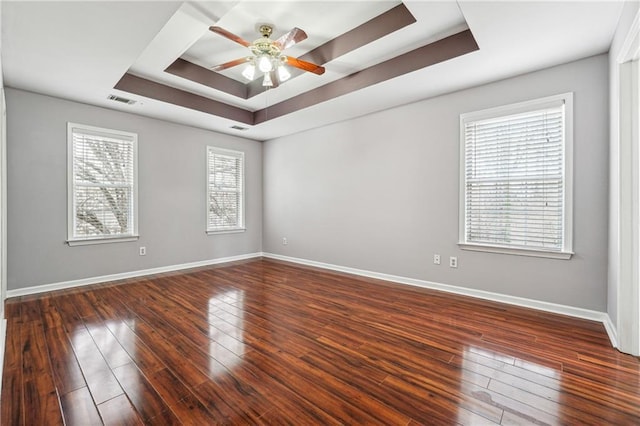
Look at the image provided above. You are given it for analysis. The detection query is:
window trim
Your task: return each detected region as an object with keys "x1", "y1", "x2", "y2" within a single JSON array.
[
  {"x1": 206, "y1": 146, "x2": 246, "y2": 234},
  {"x1": 67, "y1": 122, "x2": 139, "y2": 246},
  {"x1": 458, "y1": 93, "x2": 574, "y2": 259}
]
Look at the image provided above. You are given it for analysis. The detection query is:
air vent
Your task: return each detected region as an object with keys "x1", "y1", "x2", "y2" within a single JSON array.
[
  {"x1": 107, "y1": 94, "x2": 136, "y2": 105},
  {"x1": 230, "y1": 125, "x2": 249, "y2": 131}
]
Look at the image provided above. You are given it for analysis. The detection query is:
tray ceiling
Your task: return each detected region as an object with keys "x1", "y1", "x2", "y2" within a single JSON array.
[{"x1": 1, "y1": 1, "x2": 626, "y2": 141}]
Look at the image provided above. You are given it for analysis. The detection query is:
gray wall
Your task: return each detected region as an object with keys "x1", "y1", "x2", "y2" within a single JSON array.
[
  {"x1": 6, "y1": 88, "x2": 262, "y2": 290},
  {"x1": 263, "y1": 54, "x2": 609, "y2": 311}
]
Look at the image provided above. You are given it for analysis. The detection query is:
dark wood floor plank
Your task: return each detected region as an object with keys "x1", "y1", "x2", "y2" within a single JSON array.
[
  {"x1": 59, "y1": 386, "x2": 103, "y2": 426},
  {"x1": 210, "y1": 361, "x2": 343, "y2": 425},
  {"x1": 67, "y1": 327, "x2": 124, "y2": 405},
  {"x1": 2, "y1": 302, "x2": 24, "y2": 426},
  {"x1": 252, "y1": 407, "x2": 298, "y2": 425},
  {"x1": 127, "y1": 306, "x2": 230, "y2": 380},
  {"x1": 118, "y1": 312, "x2": 212, "y2": 387},
  {"x1": 42, "y1": 325, "x2": 86, "y2": 396},
  {"x1": 108, "y1": 287, "x2": 275, "y2": 423},
  {"x1": 72, "y1": 291, "x2": 103, "y2": 319},
  {"x1": 102, "y1": 319, "x2": 166, "y2": 376},
  {"x1": 20, "y1": 299, "x2": 42, "y2": 325},
  {"x1": 85, "y1": 323, "x2": 134, "y2": 370},
  {"x1": 242, "y1": 348, "x2": 394, "y2": 425},
  {"x1": 3, "y1": 319, "x2": 21, "y2": 372},
  {"x1": 21, "y1": 321, "x2": 64, "y2": 425},
  {"x1": 2, "y1": 258, "x2": 639, "y2": 425},
  {"x1": 146, "y1": 368, "x2": 220, "y2": 424},
  {"x1": 52, "y1": 295, "x2": 86, "y2": 335},
  {"x1": 23, "y1": 378, "x2": 63, "y2": 426},
  {"x1": 183, "y1": 330, "x2": 332, "y2": 424},
  {"x1": 310, "y1": 350, "x2": 498, "y2": 425},
  {"x1": 208, "y1": 369, "x2": 273, "y2": 419},
  {"x1": 111, "y1": 363, "x2": 180, "y2": 424},
  {"x1": 276, "y1": 349, "x2": 413, "y2": 425},
  {"x1": 310, "y1": 333, "x2": 502, "y2": 423},
  {"x1": 38, "y1": 297, "x2": 65, "y2": 331},
  {"x1": 381, "y1": 373, "x2": 493, "y2": 424},
  {"x1": 1, "y1": 369, "x2": 23, "y2": 426},
  {"x1": 97, "y1": 393, "x2": 144, "y2": 426},
  {"x1": 5, "y1": 300, "x2": 21, "y2": 323},
  {"x1": 190, "y1": 379, "x2": 261, "y2": 424}
]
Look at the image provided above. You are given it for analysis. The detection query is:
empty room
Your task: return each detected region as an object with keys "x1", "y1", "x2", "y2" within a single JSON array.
[{"x1": 0, "y1": 0, "x2": 639, "y2": 424}]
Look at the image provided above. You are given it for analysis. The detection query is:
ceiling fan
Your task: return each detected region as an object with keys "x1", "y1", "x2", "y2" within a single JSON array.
[{"x1": 209, "y1": 24, "x2": 325, "y2": 88}]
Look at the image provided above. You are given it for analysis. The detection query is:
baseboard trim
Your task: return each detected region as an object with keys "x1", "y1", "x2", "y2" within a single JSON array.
[
  {"x1": 6, "y1": 252, "x2": 263, "y2": 298},
  {"x1": 263, "y1": 252, "x2": 615, "y2": 344},
  {"x1": 602, "y1": 313, "x2": 619, "y2": 349}
]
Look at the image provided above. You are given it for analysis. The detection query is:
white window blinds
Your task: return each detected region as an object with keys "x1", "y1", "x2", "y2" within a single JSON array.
[
  {"x1": 68, "y1": 123, "x2": 138, "y2": 243},
  {"x1": 207, "y1": 147, "x2": 244, "y2": 233},
  {"x1": 460, "y1": 94, "x2": 573, "y2": 257}
]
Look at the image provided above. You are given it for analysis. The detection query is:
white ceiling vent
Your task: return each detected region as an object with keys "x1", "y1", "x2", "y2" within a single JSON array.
[
  {"x1": 230, "y1": 125, "x2": 249, "y2": 131},
  {"x1": 107, "y1": 94, "x2": 136, "y2": 105}
]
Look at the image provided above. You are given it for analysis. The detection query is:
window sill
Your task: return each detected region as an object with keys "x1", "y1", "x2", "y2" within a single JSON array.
[
  {"x1": 67, "y1": 236, "x2": 139, "y2": 246},
  {"x1": 458, "y1": 243, "x2": 573, "y2": 260},
  {"x1": 206, "y1": 228, "x2": 246, "y2": 235}
]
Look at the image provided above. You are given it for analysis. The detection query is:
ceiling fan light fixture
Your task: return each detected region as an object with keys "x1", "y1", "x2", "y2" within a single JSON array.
[
  {"x1": 262, "y1": 72, "x2": 273, "y2": 87},
  {"x1": 210, "y1": 25, "x2": 326, "y2": 86},
  {"x1": 277, "y1": 65, "x2": 291, "y2": 82},
  {"x1": 242, "y1": 63, "x2": 256, "y2": 81},
  {"x1": 258, "y1": 55, "x2": 273, "y2": 73}
]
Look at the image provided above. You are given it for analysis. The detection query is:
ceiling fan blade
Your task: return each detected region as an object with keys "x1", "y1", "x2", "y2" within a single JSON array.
[
  {"x1": 209, "y1": 26, "x2": 251, "y2": 47},
  {"x1": 274, "y1": 27, "x2": 308, "y2": 50},
  {"x1": 211, "y1": 57, "x2": 250, "y2": 72},
  {"x1": 285, "y1": 56, "x2": 325, "y2": 75}
]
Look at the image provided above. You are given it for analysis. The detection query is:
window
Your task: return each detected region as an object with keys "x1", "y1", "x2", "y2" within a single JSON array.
[
  {"x1": 67, "y1": 123, "x2": 138, "y2": 245},
  {"x1": 459, "y1": 93, "x2": 573, "y2": 259},
  {"x1": 207, "y1": 146, "x2": 245, "y2": 233}
]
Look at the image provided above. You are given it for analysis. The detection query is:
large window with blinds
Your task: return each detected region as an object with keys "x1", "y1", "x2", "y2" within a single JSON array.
[
  {"x1": 207, "y1": 146, "x2": 245, "y2": 233},
  {"x1": 459, "y1": 93, "x2": 573, "y2": 259},
  {"x1": 67, "y1": 123, "x2": 138, "y2": 245}
]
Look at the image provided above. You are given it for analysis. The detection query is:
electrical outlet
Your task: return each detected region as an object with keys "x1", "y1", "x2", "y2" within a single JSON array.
[
  {"x1": 449, "y1": 256, "x2": 457, "y2": 268},
  {"x1": 139, "y1": 246, "x2": 146, "y2": 256},
  {"x1": 433, "y1": 254, "x2": 441, "y2": 265},
  {"x1": 282, "y1": 237, "x2": 288, "y2": 246}
]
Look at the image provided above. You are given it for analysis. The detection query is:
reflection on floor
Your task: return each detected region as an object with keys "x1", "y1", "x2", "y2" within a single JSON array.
[
  {"x1": 2, "y1": 258, "x2": 639, "y2": 425},
  {"x1": 209, "y1": 289, "x2": 245, "y2": 372}
]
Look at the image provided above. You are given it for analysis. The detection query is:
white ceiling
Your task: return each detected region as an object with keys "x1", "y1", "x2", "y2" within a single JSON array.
[
  {"x1": 140, "y1": 1, "x2": 467, "y2": 111},
  {"x1": 1, "y1": 1, "x2": 625, "y2": 141}
]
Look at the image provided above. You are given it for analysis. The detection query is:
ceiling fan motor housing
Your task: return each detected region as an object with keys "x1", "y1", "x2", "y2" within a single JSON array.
[{"x1": 250, "y1": 25, "x2": 282, "y2": 59}]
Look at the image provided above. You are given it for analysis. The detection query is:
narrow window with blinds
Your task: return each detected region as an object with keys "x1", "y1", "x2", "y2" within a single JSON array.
[
  {"x1": 67, "y1": 123, "x2": 138, "y2": 245},
  {"x1": 459, "y1": 93, "x2": 573, "y2": 259},
  {"x1": 207, "y1": 147, "x2": 245, "y2": 233}
]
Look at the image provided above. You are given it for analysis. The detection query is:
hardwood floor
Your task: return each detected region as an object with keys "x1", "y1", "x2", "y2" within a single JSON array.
[{"x1": 2, "y1": 258, "x2": 639, "y2": 425}]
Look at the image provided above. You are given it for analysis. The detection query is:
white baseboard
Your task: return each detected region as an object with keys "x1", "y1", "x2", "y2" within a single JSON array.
[
  {"x1": 6, "y1": 252, "x2": 263, "y2": 298},
  {"x1": 602, "y1": 313, "x2": 619, "y2": 349},
  {"x1": 263, "y1": 252, "x2": 617, "y2": 347}
]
